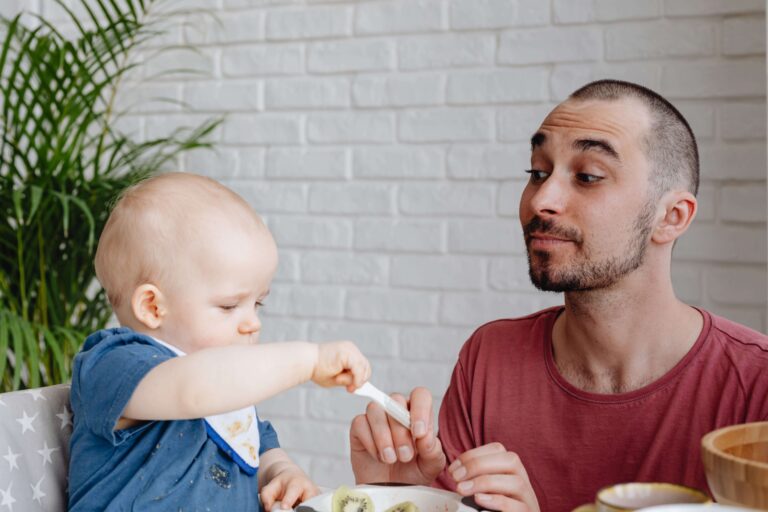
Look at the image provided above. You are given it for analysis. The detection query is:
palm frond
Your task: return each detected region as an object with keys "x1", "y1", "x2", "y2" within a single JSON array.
[{"x1": 0, "y1": 0, "x2": 219, "y2": 391}]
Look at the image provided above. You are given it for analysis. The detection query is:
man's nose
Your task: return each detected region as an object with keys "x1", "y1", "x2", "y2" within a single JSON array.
[{"x1": 529, "y1": 171, "x2": 567, "y2": 216}]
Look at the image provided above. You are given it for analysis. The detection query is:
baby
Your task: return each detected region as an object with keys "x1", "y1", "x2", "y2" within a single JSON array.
[{"x1": 68, "y1": 172, "x2": 371, "y2": 511}]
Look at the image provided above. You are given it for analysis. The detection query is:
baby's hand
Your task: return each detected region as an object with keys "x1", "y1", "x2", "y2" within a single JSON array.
[
  {"x1": 312, "y1": 341, "x2": 371, "y2": 392},
  {"x1": 260, "y1": 462, "x2": 318, "y2": 511}
]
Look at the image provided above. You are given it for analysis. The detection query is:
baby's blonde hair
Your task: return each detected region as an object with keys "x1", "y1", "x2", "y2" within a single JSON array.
[{"x1": 95, "y1": 172, "x2": 265, "y2": 314}]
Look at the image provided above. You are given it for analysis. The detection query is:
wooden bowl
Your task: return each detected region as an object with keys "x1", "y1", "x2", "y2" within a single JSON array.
[{"x1": 701, "y1": 421, "x2": 768, "y2": 508}]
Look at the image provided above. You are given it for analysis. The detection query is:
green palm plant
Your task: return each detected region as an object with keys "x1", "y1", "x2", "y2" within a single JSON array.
[{"x1": 0, "y1": 0, "x2": 220, "y2": 390}]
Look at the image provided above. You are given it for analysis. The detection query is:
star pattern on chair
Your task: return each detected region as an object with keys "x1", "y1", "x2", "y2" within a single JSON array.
[
  {"x1": 0, "y1": 384, "x2": 71, "y2": 511},
  {"x1": 37, "y1": 443, "x2": 58, "y2": 467},
  {"x1": 30, "y1": 477, "x2": 46, "y2": 504},
  {"x1": 0, "y1": 482, "x2": 15, "y2": 511},
  {"x1": 15, "y1": 411, "x2": 38, "y2": 434},
  {"x1": 24, "y1": 390, "x2": 47, "y2": 402},
  {"x1": 2, "y1": 447, "x2": 19, "y2": 472},
  {"x1": 55, "y1": 407, "x2": 72, "y2": 430}
]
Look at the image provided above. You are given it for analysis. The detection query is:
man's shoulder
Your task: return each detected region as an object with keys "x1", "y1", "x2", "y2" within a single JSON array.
[
  {"x1": 474, "y1": 306, "x2": 563, "y2": 334},
  {"x1": 461, "y1": 306, "x2": 562, "y2": 351},
  {"x1": 700, "y1": 310, "x2": 768, "y2": 389},
  {"x1": 706, "y1": 310, "x2": 768, "y2": 351}
]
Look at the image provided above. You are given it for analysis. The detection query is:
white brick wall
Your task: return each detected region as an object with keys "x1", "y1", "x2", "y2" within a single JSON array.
[{"x1": 30, "y1": 0, "x2": 767, "y2": 489}]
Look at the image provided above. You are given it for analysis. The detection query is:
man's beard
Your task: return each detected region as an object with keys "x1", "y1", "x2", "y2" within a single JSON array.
[{"x1": 524, "y1": 200, "x2": 656, "y2": 292}]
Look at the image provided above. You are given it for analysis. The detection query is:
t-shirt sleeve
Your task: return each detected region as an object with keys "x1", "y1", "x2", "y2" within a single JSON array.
[
  {"x1": 435, "y1": 352, "x2": 476, "y2": 491},
  {"x1": 74, "y1": 339, "x2": 172, "y2": 445},
  {"x1": 257, "y1": 416, "x2": 280, "y2": 454}
]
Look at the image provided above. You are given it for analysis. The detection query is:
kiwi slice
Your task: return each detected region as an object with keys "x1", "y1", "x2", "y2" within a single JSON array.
[
  {"x1": 384, "y1": 501, "x2": 418, "y2": 512},
  {"x1": 332, "y1": 486, "x2": 375, "y2": 512}
]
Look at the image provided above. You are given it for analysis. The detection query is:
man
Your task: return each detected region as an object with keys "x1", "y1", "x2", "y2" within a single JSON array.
[{"x1": 348, "y1": 80, "x2": 768, "y2": 512}]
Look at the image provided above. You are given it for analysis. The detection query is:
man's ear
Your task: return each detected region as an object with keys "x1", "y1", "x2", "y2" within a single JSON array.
[
  {"x1": 130, "y1": 284, "x2": 166, "y2": 330},
  {"x1": 652, "y1": 191, "x2": 697, "y2": 244}
]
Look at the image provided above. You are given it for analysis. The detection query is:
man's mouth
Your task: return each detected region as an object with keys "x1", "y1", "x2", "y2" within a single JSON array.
[
  {"x1": 527, "y1": 232, "x2": 576, "y2": 250},
  {"x1": 529, "y1": 232, "x2": 571, "y2": 241},
  {"x1": 523, "y1": 216, "x2": 582, "y2": 247}
]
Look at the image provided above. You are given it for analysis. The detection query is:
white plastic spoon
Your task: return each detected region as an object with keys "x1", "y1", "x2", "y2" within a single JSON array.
[{"x1": 354, "y1": 382, "x2": 411, "y2": 429}]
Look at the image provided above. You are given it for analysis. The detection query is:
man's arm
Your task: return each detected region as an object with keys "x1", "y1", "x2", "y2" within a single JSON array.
[
  {"x1": 349, "y1": 348, "x2": 540, "y2": 512},
  {"x1": 437, "y1": 348, "x2": 540, "y2": 512}
]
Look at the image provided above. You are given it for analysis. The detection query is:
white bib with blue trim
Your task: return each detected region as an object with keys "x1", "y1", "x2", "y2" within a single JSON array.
[{"x1": 151, "y1": 338, "x2": 260, "y2": 475}]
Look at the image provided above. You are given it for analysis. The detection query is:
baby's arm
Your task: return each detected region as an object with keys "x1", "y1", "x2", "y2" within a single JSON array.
[
  {"x1": 121, "y1": 341, "x2": 369, "y2": 423},
  {"x1": 258, "y1": 448, "x2": 318, "y2": 510}
]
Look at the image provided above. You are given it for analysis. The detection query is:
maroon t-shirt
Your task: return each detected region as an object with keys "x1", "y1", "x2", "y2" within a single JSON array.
[{"x1": 436, "y1": 307, "x2": 768, "y2": 512}]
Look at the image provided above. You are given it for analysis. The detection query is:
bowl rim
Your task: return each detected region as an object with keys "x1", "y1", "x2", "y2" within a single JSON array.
[
  {"x1": 596, "y1": 482, "x2": 711, "y2": 509},
  {"x1": 701, "y1": 421, "x2": 768, "y2": 471}
]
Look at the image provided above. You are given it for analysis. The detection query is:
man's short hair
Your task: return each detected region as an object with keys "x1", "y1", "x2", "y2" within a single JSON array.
[{"x1": 569, "y1": 79, "x2": 699, "y2": 196}]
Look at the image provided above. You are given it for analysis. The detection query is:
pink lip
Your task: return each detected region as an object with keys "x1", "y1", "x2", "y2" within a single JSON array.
[{"x1": 528, "y1": 234, "x2": 574, "y2": 249}]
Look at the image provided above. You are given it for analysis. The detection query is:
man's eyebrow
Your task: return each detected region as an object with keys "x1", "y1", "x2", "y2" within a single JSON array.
[
  {"x1": 530, "y1": 132, "x2": 546, "y2": 150},
  {"x1": 573, "y1": 138, "x2": 620, "y2": 161}
]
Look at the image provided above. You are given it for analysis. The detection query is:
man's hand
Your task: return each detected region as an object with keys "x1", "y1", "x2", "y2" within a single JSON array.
[
  {"x1": 312, "y1": 341, "x2": 371, "y2": 392},
  {"x1": 259, "y1": 460, "x2": 319, "y2": 511},
  {"x1": 350, "y1": 387, "x2": 446, "y2": 485},
  {"x1": 449, "y1": 443, "x2": 540, "y2": 512}
]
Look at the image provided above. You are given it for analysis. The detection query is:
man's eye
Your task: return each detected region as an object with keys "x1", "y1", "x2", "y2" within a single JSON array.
[
  {"x1": 525, "y1": 169, "x2": 549, "y2": 183},
  {"x1": 576, "y1": 173, "x2": 603, "y2": 184}
]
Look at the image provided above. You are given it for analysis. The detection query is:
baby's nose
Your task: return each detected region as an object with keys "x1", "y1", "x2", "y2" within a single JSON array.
[{"x1": 239, "y1": 315, "x2": 261, "y2": 334}]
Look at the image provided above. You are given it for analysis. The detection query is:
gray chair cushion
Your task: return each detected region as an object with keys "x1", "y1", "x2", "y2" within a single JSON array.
[{"x1": 0, "y1": 384, "x2": 71, "y2": 511}]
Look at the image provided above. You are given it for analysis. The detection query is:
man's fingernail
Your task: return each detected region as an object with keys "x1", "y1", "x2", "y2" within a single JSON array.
[
  {"x1": 382, "y1": 447, "x2": 397, "y2": 463},
  {"x1": 453, "y1": 466, "x2": 467, "y2": 480},
  {"x1": 398, "y1": 445, "x2": 413, "y2": 461},
  {"x1": 448, "y1": 459, "x2": 461, "y2": 471},
  {"x1": 476, "y1": 494, "x2": 492, "y2": 503},
  {"x1": 413, "y1": 421, "x2": 426, "y2": 437},
  {"x1": 457, "y1": 481, "x2": 473, "y2": 492}
]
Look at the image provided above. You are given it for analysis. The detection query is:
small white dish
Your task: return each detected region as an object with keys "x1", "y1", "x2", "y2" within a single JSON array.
[
  {"x1": 300, "y1": 485, "x2": 474, "y2": 512},
  {"x1": 638, "y1": 505, "x2": 753, "y2": 511}
]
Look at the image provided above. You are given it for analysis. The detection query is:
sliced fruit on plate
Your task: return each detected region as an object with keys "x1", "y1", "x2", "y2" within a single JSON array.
[
  {"x1": 332, "y1": 486, "x2": 375, "y2": 512},
  {"x1": 384, "y1": 501, "x2": 419, "y2": 512}
]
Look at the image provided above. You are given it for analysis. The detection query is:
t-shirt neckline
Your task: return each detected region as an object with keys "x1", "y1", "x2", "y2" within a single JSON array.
[{"x1": 542, "y1": 306, "x2": 712, "y2": 403}]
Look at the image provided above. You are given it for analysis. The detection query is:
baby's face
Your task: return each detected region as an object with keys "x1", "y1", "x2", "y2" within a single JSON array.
[{"x1": 157, "y1": 222, "x2": 278, "y2": 354}]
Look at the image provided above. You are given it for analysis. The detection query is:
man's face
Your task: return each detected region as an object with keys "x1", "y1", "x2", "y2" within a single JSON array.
[{"x1": 519, "y1": 97, "x2": 658, "y2": 292}]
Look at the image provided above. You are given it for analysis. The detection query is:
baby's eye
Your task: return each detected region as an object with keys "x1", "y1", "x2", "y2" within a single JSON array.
[
  {"x1": 219, "y1": 304, "x2": 237, "y2": 311},
  {"x1": 255, "y1": 301, "x2": 264, "y2": 309}
]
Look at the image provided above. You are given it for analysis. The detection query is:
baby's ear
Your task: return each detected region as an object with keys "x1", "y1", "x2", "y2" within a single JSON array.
[{"x1": 131, "y1": 284, "x2": 166, "y2": 329}]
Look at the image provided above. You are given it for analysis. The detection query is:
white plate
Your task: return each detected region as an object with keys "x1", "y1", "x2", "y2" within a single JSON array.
[
  {"x1": 300, "y1": 485, "x2": 475, "y2": 512},
  {"x1": 638, "y1": 505, "x2": 753, "y2": 511}
]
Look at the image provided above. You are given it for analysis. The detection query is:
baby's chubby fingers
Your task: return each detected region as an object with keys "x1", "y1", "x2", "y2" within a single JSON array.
[
  {"x1": 280, "y1": 478, "x2": 318, "y2": 509},
  {"x1": 345, "y1": 345, "x2": 371, "y2": 391},
  {"x1": 259, "y1": 478, "x2": 283, "y2": 511},
  {"x1": 312, "y1": 340, "x2": 371, "y2": 390}
]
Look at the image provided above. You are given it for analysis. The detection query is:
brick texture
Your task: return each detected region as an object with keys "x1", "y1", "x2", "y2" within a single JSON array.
[{"x1": 34, "y1": 0, "x2": 768, "y2": 490}]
